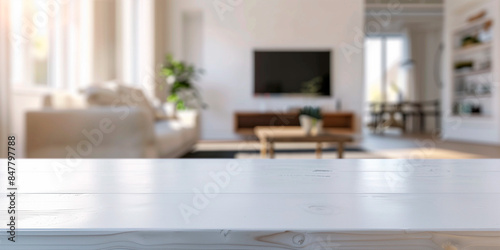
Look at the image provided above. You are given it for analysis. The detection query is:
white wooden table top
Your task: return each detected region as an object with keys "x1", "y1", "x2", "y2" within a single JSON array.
[{"x1": 2, "y1": 159, "x2": 500, "y2": 249}]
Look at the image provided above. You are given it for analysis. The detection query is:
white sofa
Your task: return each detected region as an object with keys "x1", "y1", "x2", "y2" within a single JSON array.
[{"x1": 26, "y1": 86, "x2": 200, "y2": 158}]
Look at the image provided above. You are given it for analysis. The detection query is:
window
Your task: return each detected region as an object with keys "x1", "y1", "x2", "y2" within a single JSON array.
[
  {"x1": 365, "y1": 35, "x2": 408, "y2": 103},
  {"x1": 9, "y1": 0, "x2": 92, "y2": 90},
  {"x1": 10, "y1": 0, "x2": 52, "y2": 87}
]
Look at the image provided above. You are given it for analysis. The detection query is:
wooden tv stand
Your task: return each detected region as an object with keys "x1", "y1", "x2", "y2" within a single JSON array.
[{"x1": 234, "y1": 111, "x2": 355, "y2": 135}]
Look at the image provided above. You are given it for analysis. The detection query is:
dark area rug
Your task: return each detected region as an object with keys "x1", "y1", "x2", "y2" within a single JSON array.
[{"x1": 182, "y1": 148, "x2": 365, "y2": 159}]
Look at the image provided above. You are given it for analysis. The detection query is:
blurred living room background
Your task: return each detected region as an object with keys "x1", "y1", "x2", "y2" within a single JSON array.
[{"x1": 1, "y1": 0, "x2": 500, "y2": 160}]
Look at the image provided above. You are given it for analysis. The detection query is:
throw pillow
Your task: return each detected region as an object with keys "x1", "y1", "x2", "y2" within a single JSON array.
[
  {"x1": 44, "y1": 92, "x2": 88, "y2": 109},
  {"x1": 115, "y1": 85, "x2": 158, "y2": 121},
  {"x1": 84, "y1": 86, "x2": 121, "y2": 106}
]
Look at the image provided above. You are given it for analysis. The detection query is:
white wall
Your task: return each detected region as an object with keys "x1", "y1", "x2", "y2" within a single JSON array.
[
  {"x1": 408, "y1": 24, "x2": 443, "y2": 102},
  {"x1": 408, "y1": 23, "x2": 443, "y2": 133},
  {"x1": 165, "y1": 0, "x2": 365, "y2": 140}
]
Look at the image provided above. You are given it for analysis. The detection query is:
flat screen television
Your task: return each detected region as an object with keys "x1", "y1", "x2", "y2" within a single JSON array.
[{"x1": 254, "y1": 50, "x2": 331, "y2": 96}]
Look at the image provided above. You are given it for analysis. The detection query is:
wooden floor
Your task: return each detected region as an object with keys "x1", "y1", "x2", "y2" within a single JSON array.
[
  {"x1": 363, "y1": 132, "x2": 500, "y2": 159},
  {"x1": 3, "y1": 159, "x2": 500, "y2": 249}
]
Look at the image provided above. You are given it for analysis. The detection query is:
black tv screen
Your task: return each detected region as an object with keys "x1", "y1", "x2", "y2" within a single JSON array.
[{"x1": 254, "y1": 50, "x2": 331, "y2": 96}]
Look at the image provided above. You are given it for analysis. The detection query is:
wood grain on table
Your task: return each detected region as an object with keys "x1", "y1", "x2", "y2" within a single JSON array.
[{"x1": 1, "y1": 159, "x2": 500, "y2": 249}]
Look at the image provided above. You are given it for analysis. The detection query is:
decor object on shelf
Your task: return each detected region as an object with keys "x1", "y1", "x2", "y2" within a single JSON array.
[
  {"x1": 454, "y1": 61, "x2": 474, "y2": 73},
  {"x1": 461, "y1": 35, "x2": 480, "y2": 48},
  {"x1": 299, "y1": 106, "x2": 323, "y2": 135},
  {"x1": 453, "y1": 101, "x2": 483, "y2": 116},
  {"x1": 479, "y1": 20, "x2": 493, "y2": 43},
  {"x1": 471, "y1": 104, "x2": 482, "y2": 114},
  {"x1": 159, "y1": 54, "x2": 206, "y2": 111},
  {"x1": 467, "y1": 10, "x2": 486, "y2": 23},
  {"x1": 481, "y1": 83, "x2": 492, "y2": 95}
]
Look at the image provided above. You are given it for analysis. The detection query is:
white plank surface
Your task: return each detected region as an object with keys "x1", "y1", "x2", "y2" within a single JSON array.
[{"x1": 1, "y1": 159, "x2": 500, "y2": 249}]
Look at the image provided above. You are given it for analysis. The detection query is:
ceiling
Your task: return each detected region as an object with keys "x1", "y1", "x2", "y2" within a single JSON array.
[
  {"x1": 366, "y1": 0, "x2": 443, "y2": 4},
  {"x1": 366, "y1": 0, "x2": 443, "y2": 16}
]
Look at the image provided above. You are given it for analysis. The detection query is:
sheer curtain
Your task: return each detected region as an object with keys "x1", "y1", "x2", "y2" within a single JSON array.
[
  {"x1": 1, "y1": 0, "x2": 12, "y2": 158},
  {"x1": 59, "y1": 0, "x2": 94, "y2": 90},
  {"x1": 116, "y1": 0, "x2": 156, "y2": 100}
]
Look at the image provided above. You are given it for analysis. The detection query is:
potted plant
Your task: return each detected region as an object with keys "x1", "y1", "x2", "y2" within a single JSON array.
[
  {"x1": 159, "y1": 54, "x2": 206, "y2": 113},
  {"x1": 299, "y1": 106, "x2": 323, "y2": 135}
]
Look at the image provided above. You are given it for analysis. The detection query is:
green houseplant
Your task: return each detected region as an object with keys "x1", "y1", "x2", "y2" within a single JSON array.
[
  {"x1": 299, "y1": 106, "x2": 323, "y2": 135},
  {"x1": 160, "y1": 54, "x2": 206, "y2": 110}
]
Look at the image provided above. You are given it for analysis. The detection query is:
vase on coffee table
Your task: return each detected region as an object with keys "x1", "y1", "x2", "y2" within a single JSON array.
[
  {"x1": 299, "y1": 115, "x2": 313, "y2": 135},
  {"x1": 299, "y1": 106, "x2": 323, "y2": 136}
]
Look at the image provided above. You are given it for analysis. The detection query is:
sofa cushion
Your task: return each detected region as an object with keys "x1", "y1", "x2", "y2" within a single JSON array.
[
  {"x1": 84, "y1": 86, "x2": 120, "y2": 106},
  {"x1": 182, "y1": 125, "x2": 198, "y2": 143},
  {"x1": 82, "y1": 83, "x2": 158, "y2": 121},
  {"x1": 115, "y1": 85, "x2": 160, "y2": 121},
  {"x1": 155, "y1": 120, "x2": 187, "y2": 157},
  {"x1": 155, "y1": 107, "x2": 171, "y2": 121},
  {"x1": 43, "y1": 92, "x2": 87, "y2": 109}
]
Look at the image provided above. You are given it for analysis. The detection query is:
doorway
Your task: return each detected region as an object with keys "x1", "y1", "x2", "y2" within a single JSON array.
[{"x1": 364, "y1": 35, "x2": 408, "y2": 127}]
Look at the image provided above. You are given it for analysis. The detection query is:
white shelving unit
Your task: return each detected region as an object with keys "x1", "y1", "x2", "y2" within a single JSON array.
[
  {"x1": 443, "y1": 0, "x2": 500, "y2": 144},
  {"x1": 452, "y1": 18, "x2": 493, "y2": 117}
]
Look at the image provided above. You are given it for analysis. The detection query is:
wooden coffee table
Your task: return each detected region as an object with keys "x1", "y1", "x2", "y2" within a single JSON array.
[{"x1": 255, "y1": 126, "x2": 354, "y2": 159}]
